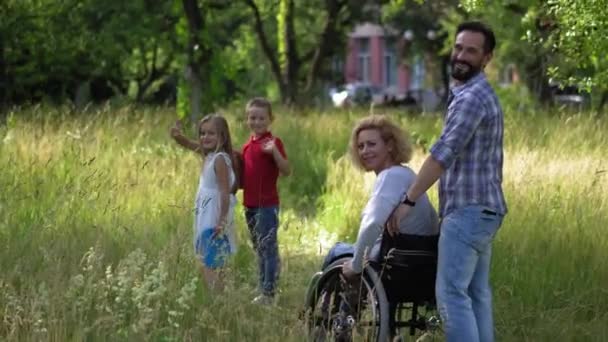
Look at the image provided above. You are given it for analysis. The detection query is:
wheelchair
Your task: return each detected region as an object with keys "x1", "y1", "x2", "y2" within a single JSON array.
[{"x1": 304, "y1": 233, "x2": 441, "y2": 341}]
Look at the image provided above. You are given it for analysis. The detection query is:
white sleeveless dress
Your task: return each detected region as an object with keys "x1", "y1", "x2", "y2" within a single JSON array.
[{"x1": 194, "y1": 152, "x2": 237, "y2": 255}]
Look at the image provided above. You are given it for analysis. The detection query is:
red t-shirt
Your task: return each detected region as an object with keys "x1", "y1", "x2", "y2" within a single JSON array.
[{"x1": 241, "y1": 132, "x2": 287, "y2": 208}]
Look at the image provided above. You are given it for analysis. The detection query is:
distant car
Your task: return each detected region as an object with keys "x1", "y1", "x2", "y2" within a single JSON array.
[
  {"x1": 550, "y1": 84, "x2": 590, "y2": 109},
  {"x1": 329, "y1": 83, "x2": 387, "y2": 108}
]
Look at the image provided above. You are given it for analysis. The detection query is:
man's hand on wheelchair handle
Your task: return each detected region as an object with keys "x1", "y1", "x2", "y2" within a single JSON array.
[{"x1": 387, "y1": 203, "x2": 413, "y2": 236}]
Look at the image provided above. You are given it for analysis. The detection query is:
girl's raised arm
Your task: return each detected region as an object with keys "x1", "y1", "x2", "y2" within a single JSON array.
[{"x1": 170, "y1": 120, "x2": 200, "y2": 152}]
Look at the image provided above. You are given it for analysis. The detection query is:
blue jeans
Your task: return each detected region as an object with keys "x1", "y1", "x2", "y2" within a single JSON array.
[
  {"x1": 436, "y1": 205, "x2": 503, "y2": 342},
  {"x1": 322, "y1": 242, "x2": 354, "y2": 269},
  {"x1": 246, "y1": 206, "x2": 280, "y2": 296}
]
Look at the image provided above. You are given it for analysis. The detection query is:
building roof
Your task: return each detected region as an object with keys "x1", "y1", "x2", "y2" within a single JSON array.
[{"x1": 349, "y1": 22, "x2": 399, "y2": 38}]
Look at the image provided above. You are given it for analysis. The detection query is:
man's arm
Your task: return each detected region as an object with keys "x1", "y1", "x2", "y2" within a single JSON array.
[
  {"x1": 386, "y1": 156, "x2": 444, "y2": 234},
  {"x1": 405, "y1": 155, "x2": 445, "y2": 201},
  {"x1": 387, "y1": 93, "x2": 485, "y2": 233}
]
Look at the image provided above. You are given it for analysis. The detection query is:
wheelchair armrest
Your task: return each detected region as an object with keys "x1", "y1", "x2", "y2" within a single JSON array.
[
  {"x1": 383, "y1": 248, "x2": 437, "y2": 268},
  {"x1": 379, "y1": 233, "x2": 438, "y2": 257}
]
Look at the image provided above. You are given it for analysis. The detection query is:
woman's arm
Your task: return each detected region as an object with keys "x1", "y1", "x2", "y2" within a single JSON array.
[
  {"x1": 214, "y1": 154, "x2": 231, "y2": 234},
  {"x1": 350, "y1": 170, "x2": 407, "y2": 273},
  {"x1": 350, "y1": 208, "x2": 386, "y2": 273}
]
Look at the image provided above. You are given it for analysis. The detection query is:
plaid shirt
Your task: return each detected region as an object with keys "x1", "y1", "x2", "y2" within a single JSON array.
[{"x1": 429, "y1": 73, "x2": 507, "y2": 218}]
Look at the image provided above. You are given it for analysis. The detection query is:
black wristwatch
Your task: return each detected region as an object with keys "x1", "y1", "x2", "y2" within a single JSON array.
[{"x1": 402, "y1": 194, "x2": 416, "y2": 207}]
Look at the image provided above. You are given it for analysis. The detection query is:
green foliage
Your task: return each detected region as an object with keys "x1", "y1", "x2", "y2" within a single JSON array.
[
  {"x1": 0, "y1": 0, "x2": 180, "y2": 104},
  {"x1": 3, "y1": 0, "x2": 608, "y2": 109},
  {"x1": 277, "y1": 0, "x2": 288, "y2": 71},
  {"x1": 456, "y1": 0, "x2": 608, "y2": 100},
  {"x1": 459, "y1": 0, "x2": 485, "y2": 12},
  {"x1": 546, "y1": 0, "x2": 608, "y2": 91},
  {"x1": 243, "y1": 0, "x2": 370, "y2": 103}
]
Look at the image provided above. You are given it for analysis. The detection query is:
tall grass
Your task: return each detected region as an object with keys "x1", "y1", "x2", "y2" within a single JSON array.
[{"x1": 0, "y1": 104, "x2": 607, "y2": 341}]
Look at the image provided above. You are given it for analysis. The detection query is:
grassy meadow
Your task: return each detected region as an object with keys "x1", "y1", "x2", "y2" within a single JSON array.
[{"x1": 1, "y1": 104, "x2": 607, "y2": 341}]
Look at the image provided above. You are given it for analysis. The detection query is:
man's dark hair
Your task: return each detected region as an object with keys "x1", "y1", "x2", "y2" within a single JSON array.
[{"x1": 456, "y1": 21, "x2": 496, "y2": 53}]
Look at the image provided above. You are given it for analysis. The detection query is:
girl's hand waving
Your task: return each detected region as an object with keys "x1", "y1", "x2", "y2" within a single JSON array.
[{"x1": 170, "y1": 120, "x2": 183, "y2": 138}]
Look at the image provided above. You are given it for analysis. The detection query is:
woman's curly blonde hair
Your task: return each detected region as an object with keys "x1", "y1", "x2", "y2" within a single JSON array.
[{"x1": 349, "y1": 115, "x2": 413, "y2": 171}]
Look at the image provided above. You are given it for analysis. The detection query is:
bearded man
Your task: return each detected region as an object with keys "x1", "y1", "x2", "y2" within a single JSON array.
[{"x1": 388, "y1": 21, "x2": 507, "y2": 342}]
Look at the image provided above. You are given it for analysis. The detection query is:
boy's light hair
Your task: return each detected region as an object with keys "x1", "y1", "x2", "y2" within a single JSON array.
[
  {"x1": 349, "y1": 115, "x2": 413, "y2": 171},
  {"x1": 245, "y1": 97, "x2": 274, "y2": 121},
  {"x1": 198, "y1": 113, "x2": 234, "y2": 158}
]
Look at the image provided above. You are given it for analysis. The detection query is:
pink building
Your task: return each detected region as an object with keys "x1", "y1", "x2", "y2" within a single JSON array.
[{"x1": 344, "y1": 23, "x2": 411, "y2": 96}]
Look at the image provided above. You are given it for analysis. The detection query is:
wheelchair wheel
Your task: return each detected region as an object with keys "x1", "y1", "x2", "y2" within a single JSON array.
[{"x1": 305, "y1": 258, "x2": 389, "y2": 342}]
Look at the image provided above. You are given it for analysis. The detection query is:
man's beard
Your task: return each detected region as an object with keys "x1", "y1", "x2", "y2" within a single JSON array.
[{"x1": 450, "y1": 59, "x2": 481, "y2": 82}]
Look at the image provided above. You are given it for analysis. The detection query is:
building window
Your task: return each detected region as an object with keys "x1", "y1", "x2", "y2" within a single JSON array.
[
  {"x1": 410, "y1": 54, "x2": 425, "y2": 90},
  {"x1": 357, "y1": 38, "x2": 370, "y2": 82},
  {"x1": 331, "y1": 56, "x2": 344, "y2": 82},
  {"x1": 384, "y1": 38, "x2": 397, "y2": 87},
  {"x1": 332, "y1": 56, "x2": 344, "y2": 74}
]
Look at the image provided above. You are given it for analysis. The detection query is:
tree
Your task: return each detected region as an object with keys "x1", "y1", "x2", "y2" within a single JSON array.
[
  {"x1": 383, "y1": 0, "x2": 461, "y2": 103},
  {"x1": 181, "y1": 0, "x2": 210, "y2": 119},
  {"x1": 0, "y1": 0, "x2": 180, "y2": 106},
  {"x1": 178, "y1": 0, "x2": 250, "y2": 120},
  {"x1": 243, "y1": 0, "x2": 367, "y2": 104},
  {"x1": 545, "y1": 0, "x2": 608, "y2": 111},
  {"x1": 80, "y1": 0, "x2": 179, "y2": 102},
  {"x1": 460, "y1": 0, "x2": 608, "y2": 110}
]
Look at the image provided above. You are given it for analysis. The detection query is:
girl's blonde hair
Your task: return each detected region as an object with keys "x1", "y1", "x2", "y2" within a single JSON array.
[
  {"x1": 349, "y1": 115, "x2": 413, "y2": 170},
  {"x1": 245, "y1": 97, "x2": 274, "y2": 121},
  {"x1": 198, "y1": 114, "x2": 234, "y2": 158}
]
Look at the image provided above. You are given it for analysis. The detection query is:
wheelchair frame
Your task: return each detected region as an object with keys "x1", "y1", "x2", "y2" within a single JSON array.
[{"x1": 304, "y1": 235, "x2": 441, "y2": 341}]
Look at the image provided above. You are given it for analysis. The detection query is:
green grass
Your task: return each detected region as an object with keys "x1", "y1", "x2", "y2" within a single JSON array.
[{"x1": 1, "y1": 104, "x2": 607, "y2": 341}]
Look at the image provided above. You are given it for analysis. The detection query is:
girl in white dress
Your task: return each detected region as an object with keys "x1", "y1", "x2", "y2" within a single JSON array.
[{"x1": 170, "y1": 114, "x2": 238, "y2": 291}]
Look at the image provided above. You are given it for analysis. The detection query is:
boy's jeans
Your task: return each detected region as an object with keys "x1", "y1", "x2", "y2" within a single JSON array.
[
  {"x1": 246, "y1": 206, "x2": 280, "y2": 296},
  {"x1": 436, "y1": 205, "x2": 504, "y2": 342}
]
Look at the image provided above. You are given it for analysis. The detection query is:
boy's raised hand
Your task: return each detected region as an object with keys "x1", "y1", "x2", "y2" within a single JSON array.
[
  {"x1": 262, "y1": 138, "x2": 276, "y2": 154},
  {"x1": 262, "y1": 137, "x2": 291, "y2": 176}
]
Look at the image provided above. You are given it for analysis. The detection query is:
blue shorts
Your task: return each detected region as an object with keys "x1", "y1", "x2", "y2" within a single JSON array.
[{"x1": 195, "y1": 228, "x2": 231, "y2": 269}]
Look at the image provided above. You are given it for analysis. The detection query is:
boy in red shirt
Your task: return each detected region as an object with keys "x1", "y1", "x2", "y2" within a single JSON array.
[{"x1": 241, "y1": 97, "x2": 290, "y2": 304}]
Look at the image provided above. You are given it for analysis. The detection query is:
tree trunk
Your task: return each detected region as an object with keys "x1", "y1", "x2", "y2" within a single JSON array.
[
  {"x1": 245, "y1": 0, "x2": 285, "y2": 101},
  {"x1": 186, "y1": 65, "x2": 203, "y2": 119},
  {"x1": 598, "y1": 90, "x2": 608, "y2": 114},
  {"x1": 304, "y1": 0, "x2": 343, "y2": 93},
  {"x1": 280, "y1": 0, "x2": 298, "y2": 105},
  {"x1": 246, "y1": 0, "x2": 361, "y2": 105},
  {"x1": 0, "y1": 34, "x2": 6, "y2": 117},
  {"x1": 523, "y1": 54, "x2": 552, "y2": 105},
  {"x1": 182, "y1": 0, "x2": 211, "y2": 122}
]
